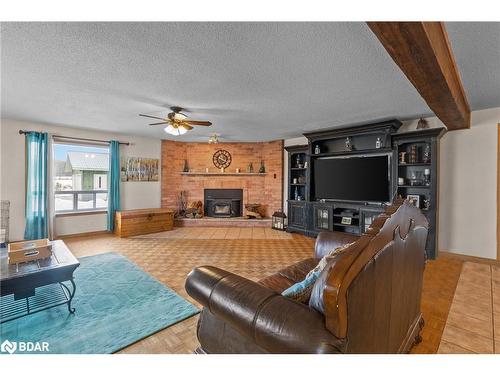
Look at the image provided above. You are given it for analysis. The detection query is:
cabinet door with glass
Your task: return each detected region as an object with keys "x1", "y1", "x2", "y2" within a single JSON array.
[
  {"x1": 288, "y1": 202, "x2": 307, "y2": 229},
  {"x1": 360, "y1": 208, "x2": 384, "y2": 233},
  {"x1": 313, "y1": 204, "x2": 332, "y2": 231}
]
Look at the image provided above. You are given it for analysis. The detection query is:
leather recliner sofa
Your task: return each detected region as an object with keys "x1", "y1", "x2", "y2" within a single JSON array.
[{"x1": 185, "y1": 199, "x2": 428, "y2": 354}]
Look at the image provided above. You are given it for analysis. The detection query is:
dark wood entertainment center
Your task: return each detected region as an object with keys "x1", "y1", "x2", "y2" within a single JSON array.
[{"x1": 285, "y1": 119, "x2": 445, "y2": 259}]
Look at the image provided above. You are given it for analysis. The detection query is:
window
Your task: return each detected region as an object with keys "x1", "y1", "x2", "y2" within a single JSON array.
[{"x1": 53, "y1": 142, "x2": 109, "y2": 213}]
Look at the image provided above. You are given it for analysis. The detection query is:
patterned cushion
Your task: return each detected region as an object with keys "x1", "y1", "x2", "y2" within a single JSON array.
[
  {"x1": 308, "y1": 242, "x2": 354, "y2": 313},
  {"x1": 282, "y1": 243, "x2": 353, "y2": 304},
  {"x1": 306, "y1": 242, "x2": 353, "y2": 279},
  {"x1": 281, "y1": 270, "x2": 321, "y2": 303}
]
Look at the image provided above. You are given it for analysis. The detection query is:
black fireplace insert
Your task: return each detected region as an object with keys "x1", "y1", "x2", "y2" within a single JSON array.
[{"x1": 204, "y1": 189, "x2": 243, "y2": 218}]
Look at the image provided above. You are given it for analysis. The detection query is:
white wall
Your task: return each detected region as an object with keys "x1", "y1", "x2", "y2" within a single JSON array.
[
  {"x1": 283, "y1": 108, "x2": 500, "y2": 259},
  {"x1": 0, "y1": 118, "x2": 162, "y2": 239}
]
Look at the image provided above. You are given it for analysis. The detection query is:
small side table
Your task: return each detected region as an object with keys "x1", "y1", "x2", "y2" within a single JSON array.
[{"x1": 0, "y1": 240, "x2": 80, "y2": 323}]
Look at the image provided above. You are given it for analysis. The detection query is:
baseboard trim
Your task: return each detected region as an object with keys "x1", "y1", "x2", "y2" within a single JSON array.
[
  {"x1": 439, "y1": 251, "x2": 500, "y2": 266},
  {"x1": 56, "y1": 230, "x2": 111, "y2": 239}
]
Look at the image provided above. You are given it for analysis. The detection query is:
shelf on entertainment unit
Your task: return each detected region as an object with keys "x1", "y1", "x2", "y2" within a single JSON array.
[
  {"x1": 397, "y1": 185, "x2": 430, "y2": 189},
  {"x1": 333, "y1": 213, "x2": 360, "y2": 219},
  {"x1": 333, "y1": 223, "x2": 359, "y2": 228},
  {"x1": 180, "y1": 172, "x2": 267, "y2": 176},
  {"x1": 311, "y1": 147, "x2": 393, "y2": 158},
  {"x1": 398, "y1": 163, "x2": 431, "y2": 167}
]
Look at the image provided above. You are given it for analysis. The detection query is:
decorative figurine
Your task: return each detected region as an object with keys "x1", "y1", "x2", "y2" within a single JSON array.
[
  {"x1": 423, "y1": 197, "x2": 431, "y2": 211},
  {"x1": 247, "y1": 162, "x2": 254, "y2": 173},
  {"x1": 417, "y1": 117, "x2": 429, "y2": 129},
  {"x1": 314, "y1": 144, "x2": 321, "y2": 155},
  {"x1": 422, "y1": 143, "x2": 431, "y2": 163},
  {"x1": 304, "y1": 161, "x2": 308, "y2": 169},
  {"x1": 183, "y1": 159, "x2": 189, "y2": 172},
  {"x1": 376, "y1": 137, "x2": 382, "y2": 149},
  {"x1": 345, "y1": 137, "x2": 352, "y2": 151},
  {"x1": 424, "y1": 168, "x2": 431, "y2": 186}
]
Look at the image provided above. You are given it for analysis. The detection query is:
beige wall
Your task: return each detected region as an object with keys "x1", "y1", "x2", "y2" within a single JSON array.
[
  {"x1": 283, "y1": 107, "x2": 500, "y2": 259},
  {"x1": 0, "y1": 118, "x2": 162, "y2": 240},
  {"x1": 438, "y1": 107, "x2": 499, "y2": 259}
]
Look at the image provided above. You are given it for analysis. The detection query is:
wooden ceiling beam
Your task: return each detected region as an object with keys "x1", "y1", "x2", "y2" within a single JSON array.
[{"x1": 367, "y1": 22, "x2": 471, "y2": 130}]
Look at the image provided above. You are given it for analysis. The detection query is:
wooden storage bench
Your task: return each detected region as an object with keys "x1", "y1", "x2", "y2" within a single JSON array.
[{"x1": 115, "y1": 208, "x2": 174, "y2": 237}]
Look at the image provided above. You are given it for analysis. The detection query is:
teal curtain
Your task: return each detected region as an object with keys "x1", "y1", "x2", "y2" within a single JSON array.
[
  {"x1": 24, "y1": 132, "x2": 49, "y2": 240},
  {"x1": 107, "y1": 140, "x2": 121, "y2": 231}
]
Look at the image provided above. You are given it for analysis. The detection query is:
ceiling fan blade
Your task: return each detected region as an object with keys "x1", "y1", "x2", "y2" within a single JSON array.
[
  {"x1": 181, "y1": 124, "x2": 194, "y2": 130},
  {"x1": 185, "y1": 120, "x2": 212, "y2": 126},
  {"x1": 140, "y1": 114, "x2": 166, "y2": 121},
  {"x1": 149, "y1": 122, "x2": 169, "y2": 126}
]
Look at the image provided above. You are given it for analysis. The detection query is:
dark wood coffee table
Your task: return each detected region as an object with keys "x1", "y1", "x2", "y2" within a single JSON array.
[{"x1": 0, "y1": 240, "x2": 80, "y2": 323}]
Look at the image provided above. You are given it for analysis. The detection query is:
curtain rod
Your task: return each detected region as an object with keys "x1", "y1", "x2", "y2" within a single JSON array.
[{"x1": 18, "y1": 130, "x2": 130, "y2": 146}]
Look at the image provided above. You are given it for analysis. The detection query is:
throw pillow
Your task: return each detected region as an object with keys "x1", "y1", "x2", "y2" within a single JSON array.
[
  {"x1": 282, "y1": 242, "x2": 353, "y2": 304},
  {"x1": 305, "y1": 242, "x2": 353, "y2": 279},
  {"x1": 282, "y1": 270, "x2": 321, "y2": 303},
  {"x1": 308, "y1": 242, "x2": 354, "y2": 314}
]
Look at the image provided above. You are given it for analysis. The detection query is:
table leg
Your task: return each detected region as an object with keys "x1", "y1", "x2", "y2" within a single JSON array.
[{"x1": 60, "y1": 279, "x2": 76, "y2": 314}]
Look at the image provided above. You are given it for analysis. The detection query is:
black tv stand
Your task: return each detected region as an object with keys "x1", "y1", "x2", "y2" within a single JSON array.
[{"x1": 285, "y1": 119, "x2": 445, "y2": 259}]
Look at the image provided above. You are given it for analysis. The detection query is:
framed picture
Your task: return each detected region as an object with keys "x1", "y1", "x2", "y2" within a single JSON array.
[
  {"x1": 120, "y1": 157, "x2": 159, "y2": 182},
  {"x1": 407, "y1": 194, "x2": 421, "y2": 208},
  {"x1": 341, "y1": 217, "x2": 352, "y2": 225}
]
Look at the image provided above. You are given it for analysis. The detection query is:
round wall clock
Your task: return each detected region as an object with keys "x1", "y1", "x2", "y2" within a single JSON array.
[{"x1": 213, "y1": 149, "x2": 232, "y2": 169}]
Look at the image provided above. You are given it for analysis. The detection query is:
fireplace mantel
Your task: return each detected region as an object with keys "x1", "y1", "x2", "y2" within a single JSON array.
[{"x1": 180, "y1": 172, "x2": 267, "y2": 176}]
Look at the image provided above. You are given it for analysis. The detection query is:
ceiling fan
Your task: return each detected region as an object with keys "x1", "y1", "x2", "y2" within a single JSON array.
[{"x1": 140, "y1": 106, "x2": 212, "y2": 136}]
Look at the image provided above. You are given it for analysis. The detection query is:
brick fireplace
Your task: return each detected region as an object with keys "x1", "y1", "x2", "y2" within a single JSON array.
[{"x1": 161, "y1": 140, "x2": 283, "y2": 219}]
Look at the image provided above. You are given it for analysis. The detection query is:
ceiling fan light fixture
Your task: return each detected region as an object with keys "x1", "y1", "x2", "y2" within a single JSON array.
[
  {"x1": 164, "y1": 123, "x2": 189, "y2": 136},
  {"x1": 174, "y1": 112, "x2": 187, "y2": 121},
  {"x1": 208, "y1": 134, "x2": 219, "y2": 144}
]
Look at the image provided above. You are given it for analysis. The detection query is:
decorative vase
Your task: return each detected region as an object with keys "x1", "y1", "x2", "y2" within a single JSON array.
[
  {"x1": 183, "y1": 160, "x2": 189, "y2": 172},
  {"x1": 247, "y1": 162, "x2": 254, "y2": 173},
  {"x1": 259, "y1": 160, "x2": 265, "y2": 173}
]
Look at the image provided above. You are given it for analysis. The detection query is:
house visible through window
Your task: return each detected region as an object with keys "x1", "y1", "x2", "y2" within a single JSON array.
[{"x1": 53, "y1": 142, "x2": 110, "y2": 213}]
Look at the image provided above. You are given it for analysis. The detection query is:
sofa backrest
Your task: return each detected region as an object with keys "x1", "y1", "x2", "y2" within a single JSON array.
[{"x1": 321, "y1": 200, "x2": 428, "y2": 352}]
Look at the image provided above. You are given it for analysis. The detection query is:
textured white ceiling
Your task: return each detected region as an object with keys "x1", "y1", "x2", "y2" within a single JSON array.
[{"x1": 1, "y1": 22, "x2": 498, "y2": 142}]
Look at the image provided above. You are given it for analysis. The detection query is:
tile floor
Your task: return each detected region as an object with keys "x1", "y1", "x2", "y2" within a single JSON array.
[
  {"x1": 134, "y1": 227, "x2": 292, "y2": 240},
  {"x1": 438, "y1": 262, "x2": 500, "y2": 353}
]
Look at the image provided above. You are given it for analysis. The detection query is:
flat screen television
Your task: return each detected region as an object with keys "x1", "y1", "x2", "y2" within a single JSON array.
[{"x1": 313, "y1": 154, "x2": 391, "y2": 202}]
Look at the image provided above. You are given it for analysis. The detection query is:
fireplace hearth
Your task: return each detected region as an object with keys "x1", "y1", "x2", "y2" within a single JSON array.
[{"x1": 204, "y1": 189, "x2": 243, "y2": 218}]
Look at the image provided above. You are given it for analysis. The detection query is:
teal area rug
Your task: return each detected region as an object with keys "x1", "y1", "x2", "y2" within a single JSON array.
[{"x1": 0, "y1": 252, "x2": 199, "y2": 354}]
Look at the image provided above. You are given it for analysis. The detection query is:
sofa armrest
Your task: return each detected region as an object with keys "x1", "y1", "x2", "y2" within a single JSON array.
[
  {"x1": 185, "y1": 266, "x2": 344, "y2": 354},
  {"x1": 314, "y1": 231, "x2": 359, "y2": 259}
]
